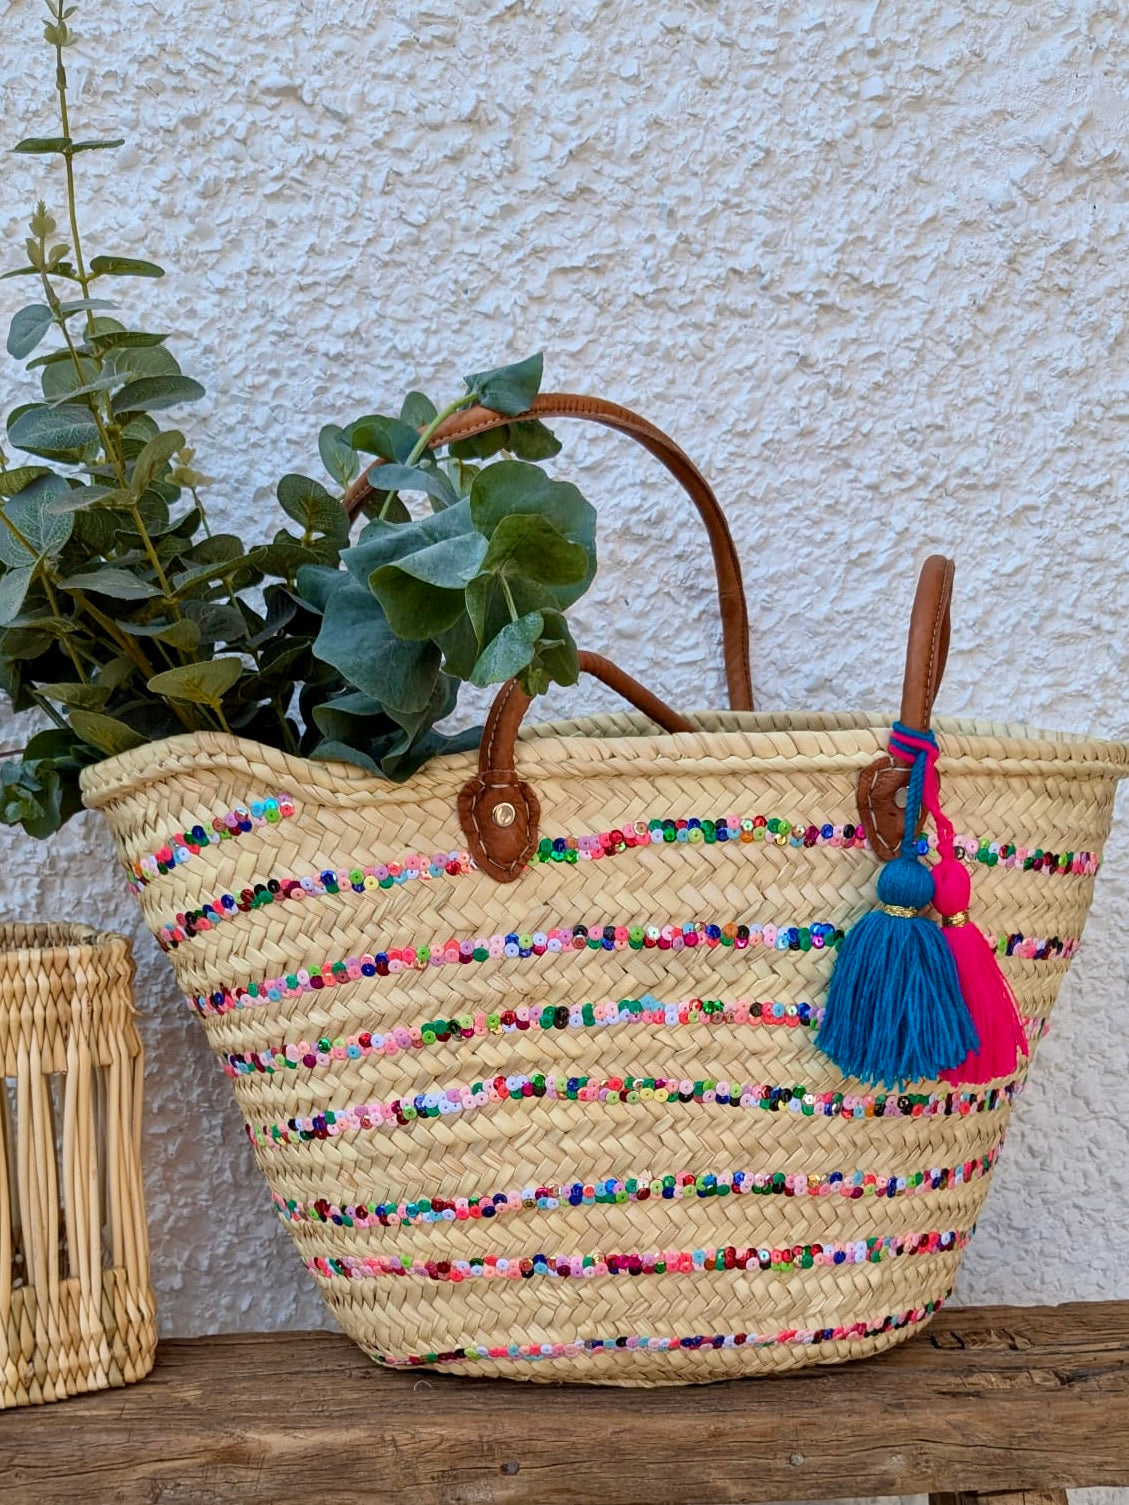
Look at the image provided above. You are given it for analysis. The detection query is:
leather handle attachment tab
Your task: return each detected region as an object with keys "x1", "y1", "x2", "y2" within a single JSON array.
[
  {"x1": 458, "y1": 650, "x2": 694, "y2": 883},
  {"x1": 856, "y1": 554, "x2": 955, "y2": 860},
  {"x1": 343, "y1": 392, "x2": 754, "y2": 713}
]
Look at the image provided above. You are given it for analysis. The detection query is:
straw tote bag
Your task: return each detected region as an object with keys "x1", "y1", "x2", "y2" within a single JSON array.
[{"x1": 80, "y1": 394, "x2": 1129, "y2": 1386}]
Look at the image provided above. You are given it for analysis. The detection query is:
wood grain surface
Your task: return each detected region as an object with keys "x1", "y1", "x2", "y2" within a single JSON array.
[{"x1": 3, "y1": 1303, "x2": 1128, "y2": 1505}]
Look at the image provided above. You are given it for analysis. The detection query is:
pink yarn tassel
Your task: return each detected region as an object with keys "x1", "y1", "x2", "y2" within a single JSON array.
[
  {"x1": 932, "y1": 855, "x2": 1028, "y2": 1086},
  {"x1": 888, "y1": 728, "x2": 1028, "y2": 1086}
]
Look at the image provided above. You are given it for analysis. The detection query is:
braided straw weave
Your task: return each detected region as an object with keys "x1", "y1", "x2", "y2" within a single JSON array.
[
  {"x1": 0, "y1": 923, "x2": 156, "y2": 1406},
  {"x1": 81, "y1": 709, "x2": 1128, "y2": 1385}
]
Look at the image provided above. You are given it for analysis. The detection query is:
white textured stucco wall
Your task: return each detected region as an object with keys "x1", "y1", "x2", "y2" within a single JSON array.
[{"x1": 3, "y1": 0, "x2": 1129, "y2": 1451}]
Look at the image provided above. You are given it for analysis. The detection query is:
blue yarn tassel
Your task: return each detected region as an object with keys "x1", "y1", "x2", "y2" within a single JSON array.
[{"x1": 817, "y1": 734, "x2": 979, "y2": 1088}]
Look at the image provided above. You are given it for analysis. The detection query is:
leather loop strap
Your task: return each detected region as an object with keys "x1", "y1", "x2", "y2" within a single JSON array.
[
  {"x1": 458, "y1": 649, "x2": 693, "y2": 882},
  {"x1": 857, "y1": 555, "x2": 955, "y2": 861},
  {"x1": 342, "y1": 392, "x2": 754, "y2": 712}
]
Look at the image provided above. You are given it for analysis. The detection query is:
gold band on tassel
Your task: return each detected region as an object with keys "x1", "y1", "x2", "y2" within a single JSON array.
[
  {"x1": 879, "y1": 903, "x2": 921, "y2": 919},
  {"x1": 942, "y1": 910, "x2": 970, "y2": 927}
]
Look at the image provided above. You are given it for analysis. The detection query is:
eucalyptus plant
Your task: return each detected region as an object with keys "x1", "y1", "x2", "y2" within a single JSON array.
[{"x1": 0, "y1": 0, "x2": 597, "y2": 837}]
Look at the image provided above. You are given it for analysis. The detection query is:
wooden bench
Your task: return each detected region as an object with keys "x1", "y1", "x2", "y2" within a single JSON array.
[{"x1": 2, "y1": 1302, "x2": 1126, "y2": 1504}]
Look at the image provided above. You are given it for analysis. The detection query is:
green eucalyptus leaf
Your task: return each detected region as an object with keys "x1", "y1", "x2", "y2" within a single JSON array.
[
  {"x1": 311, "y1": 575, "x2": 440, "y2": 712},
  {"x1": 57, "y1": 299, "x2": 117, "y2": 316},
  {"x1": 447, "y1": 420, "x2": 560, "y2": 463},
  {"x1": 70, "y1": 138, "x2": 126, "y2": 153},
  {"x1": 59, "y1": 568, "x2": 160, "y2": 600},
  {"x1": 530, "y1": 607, "x2": 580, "y2": 686},
  {"x1": 147, "y1": 657, "x2": 243, "y2": 706},
  {"x1": 8, "y1": 402, "x2": 100, "y2": 454},
  {"x1": 359, "y1": 489, "x2": 410, "y2": 523},
  {"x1": 382, "y1": 533, "x2": 488, "y2": 596},
  {"x1": 469, "y1": 459, "x2": 592, "y2": 540},
  {"x1": 367, "y1": 462, "x2": 459, "y2": 510},
  {"x1": 480, "y1": 513, "x2": 587, "y2": 587},
  {"x1": 7, "y1": 304, "x2": 53, "y2": 359},
  {"x1": 25, "y1": 350, "x2": 73, "y2": 370},
  {"x1": 0, "y1": 467, "x2": 49, "y2": 497},
  {"x1": 400, "y1": 391, "x2": 436, "y2": 428},
  {"x1": 68, "y1": 710, "x2": 146, "y2": 756},
  {"x1": 85, "y1": 330, "x2": 168, "y2": 355},
  {"x1": 245, "y1": 541, "x2": 320, "y2": 578},
  {"x1": 39, "y1": 353, "x2": 98, "y2": 403},
  {"x1": 276, "y1": 474, "x2": 349, "y2": 544},
  {"x1": 467, "y1": 574, "x2": 556, "y2": 648},
  {"x1": 346, "y1": 413, "x2": 418, "y2": 462},
  {"x1": 132, "y1": 429, "x2": 184, "y2": 494},
  {"x1": 45, "y1": 371, "x2": 128, "y2": 405},
  {"x1": 97, "y1": 656, "x2": 136, "y2": 691},
  {"x1": 469, "y1": 459, "x2": 596, "y2": 607},
  {"x1": 463, "y1": 352, "x2": 543, "y2": 416},
  {"x1": 89, "y1": 255, "x2": 165, "y2": 278},
  {"x1": 122, "y1": 617, "x2": 201, "y2": 652},
  {"x1": 310, "y1": 740, "x2": 380, "y2": 774},
  {"x1": 293, "y1": 563, "x2": 343, "y2": 614},
  {"x1": 317, "y1": 425, "x2": 357, "y2": 489},
  {"x1": 38, "y1": 681, "x2": 111, "y2": 710},
  {"x1": 368, "y1": 534, "x2": 487, "y2": 641},
  {"x1": 343, "y1": 499, "x2": 475, "y2": 584},
  {"x1": 507, "y1": 418, "x2": 562, "y2": 460},
  {"x1": 446, "y1": 426, "x2": 508, "y2": 462},
  {"x1": 469, "y1": 611, "x2": 543, "y2": 687},
  {"x1": 48, "y1": 484, "x2": 130, "y2": 514},
  {"x1": 183, "y1": 600, "x2": 246, "y2": 643},
  {"x1": 110, "y1": 344, "x2": 181, "y2": 380},
  {"x1": 0, "y1": 474, "x2": 74, "y2": 563},
  {"x1": 0, "y1": 566, "x2": 34, "y2": 626},
  {"x1": 111, "y1": 375, "x2": 204, "y2": 415},
  {"x1": 312, "y1": 689, "x2": 391, "y2": 744},
  {"x1": 13, "y1": 137, "x2": 71, "y2": 154}
]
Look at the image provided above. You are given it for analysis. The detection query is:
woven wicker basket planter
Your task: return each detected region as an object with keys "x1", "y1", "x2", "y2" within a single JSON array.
[{"x1": 0, "y1": 923, "x2": 156, "y2": 1406}]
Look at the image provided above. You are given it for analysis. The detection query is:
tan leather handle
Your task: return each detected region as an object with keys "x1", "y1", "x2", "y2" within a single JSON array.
[
  {"x1": 342, "y1": 392, "x2": 754, "y2": 712},
  {"x1": 857, "y1": 555, "x2": 955, "y2": 860},
  {"x1": 458, "y1": 649, "x2": 694, "y2": 882}
]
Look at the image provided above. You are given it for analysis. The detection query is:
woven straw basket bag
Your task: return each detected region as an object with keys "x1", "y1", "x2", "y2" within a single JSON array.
[{"x1": 81, "y1": 395, "x2": 1129, "y2": 1386}]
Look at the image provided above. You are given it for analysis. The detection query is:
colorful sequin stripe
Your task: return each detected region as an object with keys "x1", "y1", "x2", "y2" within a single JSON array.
[
  {"x1": 366, "y1": 1295, "x2": 949, "y2": 1368},
  {"x1": 537, "y1": 818, "x2": 1099, "y2": 878},
  {"x1": 193, "y1": 916, "x2": 1076, "y2": 1019},
  {"x1": 228, "y1": 1001, "x2": 1048, "y2": 1082},
  {"x1": 247, "y1": 1073, "x2": 1021, "y2": 1148},
  {"x1": 155, "y1": 821, "x2": 1100, "y2": 950},
  {"x1": 223, "y1": 994, "x2": 823, "y2": 1079},
  {"x1": 127, "y1": 793, "x2": 296, "y2": 891},
  {"x1": 310, "y1": 1227, "x2": 971, "y2": 1284},
  {"x1": 158, "y1": 850, "x2": 475, "y2": 949},
  {"x1": 191, "y1": 917, "x2": 846, "y2": 1016},
  {"x1": 274, "y1": 1146, "x2": 1002, "y2": 1231},
  {"x1": 986, "y1": 933, "x2": 1078, "y2": 961}
]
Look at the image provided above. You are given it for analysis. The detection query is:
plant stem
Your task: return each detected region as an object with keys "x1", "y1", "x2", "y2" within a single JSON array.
[
  {"x1": 70, "y1": 589, "x2": 199, "y2": 731},
  {"x1": 30, "y1": 691, "x2": 68, "y2": 731},
  {"x1": 38, "y1": 269, "x2": 131, "y2": 489},
  {"x1": 500, "y1": 576, "x2": 520, "y2": 622},
  {"x1": 40, "y1": 571, "x2": 88, "y2": 683},
  {"x1": 378, "y1": 392, "x2": 478, "y2": 519},
  {"x1": 50, "y1": 3, "x2": 96, "y2": 334},
  {"x1": 189, "y1": 485, "x2": 213, "y2": 540}
]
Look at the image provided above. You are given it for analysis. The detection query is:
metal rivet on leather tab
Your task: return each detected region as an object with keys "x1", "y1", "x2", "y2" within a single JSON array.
[
  {"x1": 492, "y1": 802, "x2": 517, "y2": 828},
  {"x1": 894, "y1": 787, "x2": 908, "y2": 809}
]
